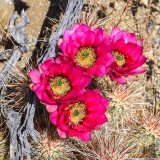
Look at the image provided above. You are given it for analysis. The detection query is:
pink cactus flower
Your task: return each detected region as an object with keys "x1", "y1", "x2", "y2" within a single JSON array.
[
  {"x1": 59, "y1": 23, "x2": 114, "y2": 77},
  {"x1": 29, "y1": 58, "x2": 91, "y2": 112},
  {"x1": 50, "y1": 89, "x2": 109, "y2": 142},
  {"x1": 109, "y1": 26, "x2": 147, "y2": 84}
]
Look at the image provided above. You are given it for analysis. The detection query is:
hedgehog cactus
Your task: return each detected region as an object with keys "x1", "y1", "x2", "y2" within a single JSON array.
[
  {"x1": 106, "y1": 82, "x2": 144, "y2": 108},
  {"x1": 67, "y1": 124, "x2": 146, "y2": 159},
  {"x1": 141, "y1": 115, "x2": 160, "y2": 139},
  {"x1": 34, "y1": 131, "x2": 66, "y2": 159},
  {"x1": 104, "y1": 82, "x2": 145, "y2": 130}
]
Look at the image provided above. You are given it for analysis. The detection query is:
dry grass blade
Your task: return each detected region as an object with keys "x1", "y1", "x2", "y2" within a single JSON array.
[
  {"x1": 77, "y1": 2, "x2": 112, "y2": 29},
  {"x1": 2, "y1": 58, "x2": 35, "y2": 111},
  {"x1": 117, "y1": 0, "x2": 134, "y2": 26}
]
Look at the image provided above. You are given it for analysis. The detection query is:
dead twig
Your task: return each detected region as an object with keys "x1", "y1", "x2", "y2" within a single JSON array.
[{"x1": 117, "y1": 0, "x2": 135, "y2": 26}]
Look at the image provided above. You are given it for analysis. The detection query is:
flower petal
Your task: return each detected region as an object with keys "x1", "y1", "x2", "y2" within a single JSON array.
[
  {"x1": 137, "y1": 40, "x2": 143, "y2": 47},
  {"x1": 93, "y1": 28, "x2": 103, "y2": 47},
  {"x1": 57, "y1": 128, "x2": 67, "y2": 138},
  {"x1": 83, "y1": 114, "x2": 97, "y2": 129},
  {"x1": 127, "y1": 33, "x2": 137, "y2": 44},
  {"x1": 68, "y1": 128, "x2": 91, "y2": 142},
  {"x1": 63, "y1": 29, "x2": 74, "y2": 41},
  {"x1": 91, "y1": 66, "x2": 108, "y2": 77},
  {"x1": 39, "y1": 58, "x2": 55, "y2": 72},
  {"x1": 34, "y1": 86, "x2": 45, "y2": 100},
  {"x1": 78, "y1": 24, "x2": 90, "y2": 33},
  {"x1": 111, "y1": 26, "x2": 120, "y2": 39},
  {"x1": 63, "y1": 89, "x2": 84, "y2": 100},
  {"x1": 50, "y1": 111, "x2": 59, "y2": 126},
  {"x1": 126, "y1": 67, "x2": 147, "y2": 75},
  {"x1": 46, "y1": 104, "x2": 58, "y2": 113},
  {"x1": 31, "y1": 83, "x2": 41, "y2": 91},
  {"x1": 97, "y1": 114, "x2": 108, "y2": 125},
  {"x1": 72, "y1": 124, "x2": 91, "y2": 132},
  {"x1": 58, "y1": 111, "x2": 70, "y2": 131},
  {"x1": 72, "y1": 23, "x2": 80, "y2": 31},
  {"x1": 76, "y1": 132, "x2": 91, "y2": 142},
  {"x1": 80, "y1": 31, "x2": 96, "y2": 46},
  {"x1": 58, "y1": 38, "x2": 63, "y2": 46},
  {"x1": 112, "y1": 30, "x2": 128, "y2": 44},
  {"x1": 29, "y1": 69, "x2": 41, "y2": 83},
  {"x1": 109, "y1": 72, "x2": 127, "y2": 84}
]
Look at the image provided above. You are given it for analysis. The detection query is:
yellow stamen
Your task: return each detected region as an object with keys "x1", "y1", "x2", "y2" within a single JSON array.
[
  {"x1": 69, "y1": 102, "x2": 86, "y2": 126},
  {"x1": 75, "y1": 47, "x2": 96, "y2": 68},
  {"x1": 113, "y1": 51, "x2": 126, "y2": 67},
  {"x1": 49, "y1": 76, "x2": 71, "y2": 99}
]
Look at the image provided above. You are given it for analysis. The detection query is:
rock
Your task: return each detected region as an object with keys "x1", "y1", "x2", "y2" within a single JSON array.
[
  {"x1": 155, "y1": 14, "x2": 160, "y2": 24},
  {"x1": 4, "y1": 0, "x2": 13, "y2": 5},
  {"x1": 140, "y1": 0, "x2": 148, "y2": 7}
]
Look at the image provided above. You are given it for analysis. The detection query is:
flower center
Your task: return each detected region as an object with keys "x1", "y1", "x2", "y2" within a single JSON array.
[
  {"x1": 69, "y1": 102, "x2": 86, "y2": 126},
  {"x1": 113, "y1": 51, "x2": 126, "y2": 67},
  {"x1": 82, "y1": 50, "x2": 89, "y2": 58},
  {"x1": 73, "y1": 110, "x2": 80, "y2": 116},
  {"x1": 116, "y1": 55, "x2": 122, "y2": 61},
  {"x1": 49, "y1": 76, "x2": 71, "y2": 99},
  {"x1": 56, "y1": 79, "x2": 62, "y2": 86},
  {"x1": 75, "y1": 47, "x2": 96, "y2": 68}
]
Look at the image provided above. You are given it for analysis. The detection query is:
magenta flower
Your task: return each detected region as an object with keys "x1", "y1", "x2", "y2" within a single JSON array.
[
  {"x1": 50, "y1": 89, "x2": 109, "y2": 142},
  {"x1": 109, "y1": 26, "x2": 147, "y2": 84},
  {"x1": 29, "y1": 58, "x2": 91, "y2": 112},
  {"x1": 59, "y1": 23, "x2": 114, "y2": 77}
]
